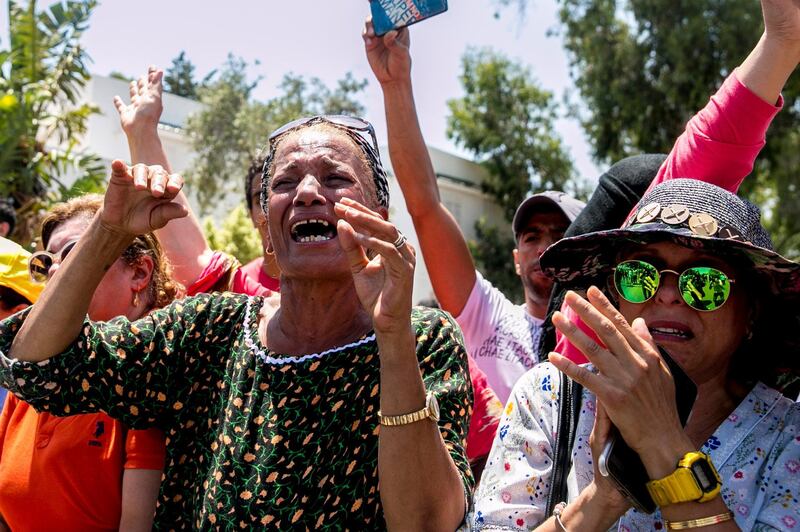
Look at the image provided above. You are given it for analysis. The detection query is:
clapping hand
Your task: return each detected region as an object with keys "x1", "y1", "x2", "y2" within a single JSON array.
[
  {"x1": 334, "y1": 197, "x2": 415, "y2": 337},
  {"x1": 549, "y1": 288, "x2": 690, "y2": 475}
]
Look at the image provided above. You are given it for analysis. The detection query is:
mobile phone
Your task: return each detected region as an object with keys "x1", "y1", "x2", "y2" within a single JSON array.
[
  {"x1": 370, "y1": 0, "x2": 448, "y2": 36},
  {"x1": 597, "y1": 346, "x2": 697, "y2": 513}
]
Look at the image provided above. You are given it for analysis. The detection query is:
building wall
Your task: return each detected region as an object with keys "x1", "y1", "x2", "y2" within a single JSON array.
[{"x1": 81, "y1": 75, "x2": 510, "y2": 304}]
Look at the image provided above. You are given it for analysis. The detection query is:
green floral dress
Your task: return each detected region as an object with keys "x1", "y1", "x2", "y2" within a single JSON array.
[{"x1": 0, "y1": 293, "x2": 473, "y2": 530}]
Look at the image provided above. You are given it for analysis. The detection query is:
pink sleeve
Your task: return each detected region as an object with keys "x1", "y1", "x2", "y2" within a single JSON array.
[
  {"x1": 465, "y1": 355, "x2": 503, "y2": 462},
  {"x1": 633, "y1": 70, "x2": 783, "y2": 219},
  {"x1": 231, "y1": 267, "x2": 271, "y2": 297},
  {"x1": 553, "y1": 303, "x2": 592, "y2": 364}
]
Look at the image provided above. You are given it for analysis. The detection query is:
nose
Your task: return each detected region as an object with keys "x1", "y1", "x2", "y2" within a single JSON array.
[
  {"x1": 654, "y1": 271, "x2": 682, "y2": 306},
  {"x1": 293, "y1": 175, "x2": 325, "y2": 207}
]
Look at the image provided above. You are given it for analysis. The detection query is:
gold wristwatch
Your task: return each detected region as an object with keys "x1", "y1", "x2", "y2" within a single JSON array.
[
  {"x1": 378, "y1": 392, "x2": 440, "y2": 426},
  {"x1": 646, "y1": 451, "x2": 722, "y2": 507}
]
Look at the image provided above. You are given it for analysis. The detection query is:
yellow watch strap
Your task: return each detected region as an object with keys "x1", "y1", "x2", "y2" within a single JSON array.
[
  {"x1": 647, "y1": 467, "x2": 702, "y2": 507},
  {"x1": 647, "y1": 452, "x2": 721, "y2": 507}
]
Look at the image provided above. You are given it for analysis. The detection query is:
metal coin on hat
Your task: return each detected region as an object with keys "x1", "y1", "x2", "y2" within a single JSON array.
[
  {"x1": 636, "y1": 202, "x2": 661, "y2": 223},
  {"x1": 660, "y1": 204, "x2": 690, "y2": 225},
  {"x1": 688, "y1": 213, "x2": 719, "y2": 237},
  {"x1": 717, "y1": 226, "x2": 743, "y2": 241}
]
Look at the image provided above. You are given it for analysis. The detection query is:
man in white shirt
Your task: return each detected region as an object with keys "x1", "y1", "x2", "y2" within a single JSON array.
[{"x1": 456, "y1": 193, "x2": 584, "y2": 401}]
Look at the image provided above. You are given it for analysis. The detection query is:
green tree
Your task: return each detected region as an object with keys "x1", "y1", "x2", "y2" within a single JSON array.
[
  {"x1": 468, "y1": 218, "x2": 524, "y2": 303},
  {"x1": 203, "y1": 204, "x2": 263, "y2": 264},
  {"x1": 185, "y1": 56, "x2": 367, "y2": 214},
  {"x1": 164, "y1": 51, "x2": 198, "y2": 98},
  {"x1": 0, "y1": 0, "x2": 105, "y2": 243},
  {"x1": 447, "y1": 47, "x2": 576, "y2": 222},
  {"x1": 496, "y1": 0, "x2": 800, "y2": 257}
]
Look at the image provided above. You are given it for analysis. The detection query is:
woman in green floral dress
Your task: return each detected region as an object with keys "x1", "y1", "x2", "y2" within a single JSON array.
[{"x1": 0, "y1": 117, "x2": 473, "y2": 530}]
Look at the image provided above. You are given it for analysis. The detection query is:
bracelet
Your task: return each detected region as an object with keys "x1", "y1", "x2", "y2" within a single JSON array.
[
  {"x1": 553, "y1": 502, "x2": 568, "y2": 532},
  {"x1": 665, "y1": 511, "x2": 734, "y2": 530}
]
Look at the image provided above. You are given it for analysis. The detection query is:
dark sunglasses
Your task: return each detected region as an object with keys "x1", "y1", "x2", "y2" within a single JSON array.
[
  {"x1": 267, "y1": 115, "x2": 381, "y2": 158},
  {"x1": 28, "y1": 240, "x2": 79, "y2": 283},
  {"x1": 613, "y1": 259, "x2": 736, "y2": 312}
]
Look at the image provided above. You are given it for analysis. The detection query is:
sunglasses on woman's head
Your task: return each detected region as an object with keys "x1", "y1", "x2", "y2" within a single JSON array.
[
  {"x1": 613, "y1": 259, "x2": 735, "y2": 312},
  {"x1": 28, "y1": 240, "x2": 79, "y2": 283},
  {"x1": 267, "y1": 115, "x2": 381, "y2": 158}
]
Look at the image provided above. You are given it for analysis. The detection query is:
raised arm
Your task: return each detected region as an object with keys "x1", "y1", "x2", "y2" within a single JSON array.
[
  {"x1": 9, "y1": 161, "x2": 187, "y2": 362},
  {"x1": 114, "y1": 67, "x2": 213, "y2": 287},
  {"x1": 646, "y1": 0, "x2": 800, "y2": 197},
  {"x1": 364, "y1": 22, "x2": 477, "y2": 316}
]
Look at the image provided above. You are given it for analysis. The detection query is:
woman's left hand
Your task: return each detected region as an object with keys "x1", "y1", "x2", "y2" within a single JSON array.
[
  {"x1": 550, "y1": 287, "x2": 693, "y2": 477},
  {"x1": 334, "y1": 197, "x2": 415, "y2": 337}
]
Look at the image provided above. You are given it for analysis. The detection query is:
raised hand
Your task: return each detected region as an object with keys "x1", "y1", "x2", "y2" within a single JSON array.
[
  {"x1": 102, "y1": 160, "x2": 188, "y2": 236},
  {"x1": 334, "y1": 197, "x2": 415, "y2": 336},
  {"x1": 363, "y1": 18, "x2": 412, "y2": 86},
  {"x1": 113, "y1": 66, "x2": 164, "y2": 136},
  {"x1": 762, "y1": 0, "x2": 800, "y2": 45}
]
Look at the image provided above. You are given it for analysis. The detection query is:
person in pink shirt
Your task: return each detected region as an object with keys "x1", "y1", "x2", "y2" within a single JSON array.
[{"x1": 240, "y1": 155, "x2": 281, "y2": 292}]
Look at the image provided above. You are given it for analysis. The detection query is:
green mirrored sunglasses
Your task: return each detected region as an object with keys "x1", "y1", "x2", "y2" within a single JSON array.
[{"x1": 613, "y1": 260, "x2": 735, "y2": 312}]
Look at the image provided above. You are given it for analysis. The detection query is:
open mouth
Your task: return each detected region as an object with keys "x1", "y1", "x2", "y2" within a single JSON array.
[
  {"x1": 649, "y1": 325, "x2": 694, "y2": 341},
  {"x1": 290, "y1": 219, "x2": 337, "y2": 243}
]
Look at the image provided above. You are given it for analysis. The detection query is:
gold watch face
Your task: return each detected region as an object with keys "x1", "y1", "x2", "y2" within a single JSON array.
[{"x1": 427, "y1": 393, "x2": 440, "y2": 422}]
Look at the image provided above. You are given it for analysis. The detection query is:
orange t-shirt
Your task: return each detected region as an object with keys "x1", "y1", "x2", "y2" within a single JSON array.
[{"x1": 0, "y1": 395, "x2": 165, "y2": 531}]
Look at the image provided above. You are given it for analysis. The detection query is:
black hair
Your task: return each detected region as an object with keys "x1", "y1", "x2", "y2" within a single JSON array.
[
  {"x1": 726, "y1": 267, "x2": 800, "y2": 398},
  {"x1": 244, "y1": 154, "x2": 266, "y2": 213},
  {"x1": 0, "y1": 285, "x2": 31, "y2": 311},
  {"x1": 0, "y1": 199, "x2": 17, "y2": 236}
]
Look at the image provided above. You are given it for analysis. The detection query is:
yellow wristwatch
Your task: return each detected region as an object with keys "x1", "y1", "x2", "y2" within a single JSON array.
[
  {"x1": 646, "y1": 451, "x2": 722, "y2": 507},
  {"x1": 378, "y1": 392, "x2": 440, "y2": 426}
]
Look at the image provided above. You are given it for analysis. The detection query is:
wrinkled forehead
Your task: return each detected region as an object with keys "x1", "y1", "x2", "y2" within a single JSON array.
[{"x1": 272, "y1": 127, "x2": 367, "y2": 173}]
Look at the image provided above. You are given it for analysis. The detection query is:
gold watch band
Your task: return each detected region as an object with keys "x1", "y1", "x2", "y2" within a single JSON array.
[
  {"x1": 378, "y1": 392, "x2": 439, "y2": 426},
  {"x1": 378, "y1": 407, "x2": 429, "y2": 426}
]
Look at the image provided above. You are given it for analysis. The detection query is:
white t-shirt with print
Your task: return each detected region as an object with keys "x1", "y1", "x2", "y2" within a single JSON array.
[{"x1": 456, "y1": 271, "x2": 542, "y2": 403}]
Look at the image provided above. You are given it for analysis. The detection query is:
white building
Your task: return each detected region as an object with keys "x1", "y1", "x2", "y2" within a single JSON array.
[{"x1": 83, "y1": 75, "x2": 509, "y2": 304}]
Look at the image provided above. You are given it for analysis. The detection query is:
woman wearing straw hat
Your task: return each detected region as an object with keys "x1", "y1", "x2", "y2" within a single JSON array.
[{"x1": 474, "y1": 178, "x2": 800, "y2": 530}]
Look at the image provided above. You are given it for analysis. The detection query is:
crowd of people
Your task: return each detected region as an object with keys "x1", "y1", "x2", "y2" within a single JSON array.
[{"x1": 0, "y1": 1, "x2": 798, "y2": 530}]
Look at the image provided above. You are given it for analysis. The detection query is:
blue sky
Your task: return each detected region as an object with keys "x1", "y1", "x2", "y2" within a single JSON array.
[{"x1": 2, "y1": 0, "x2": 602, "y2": 183}]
